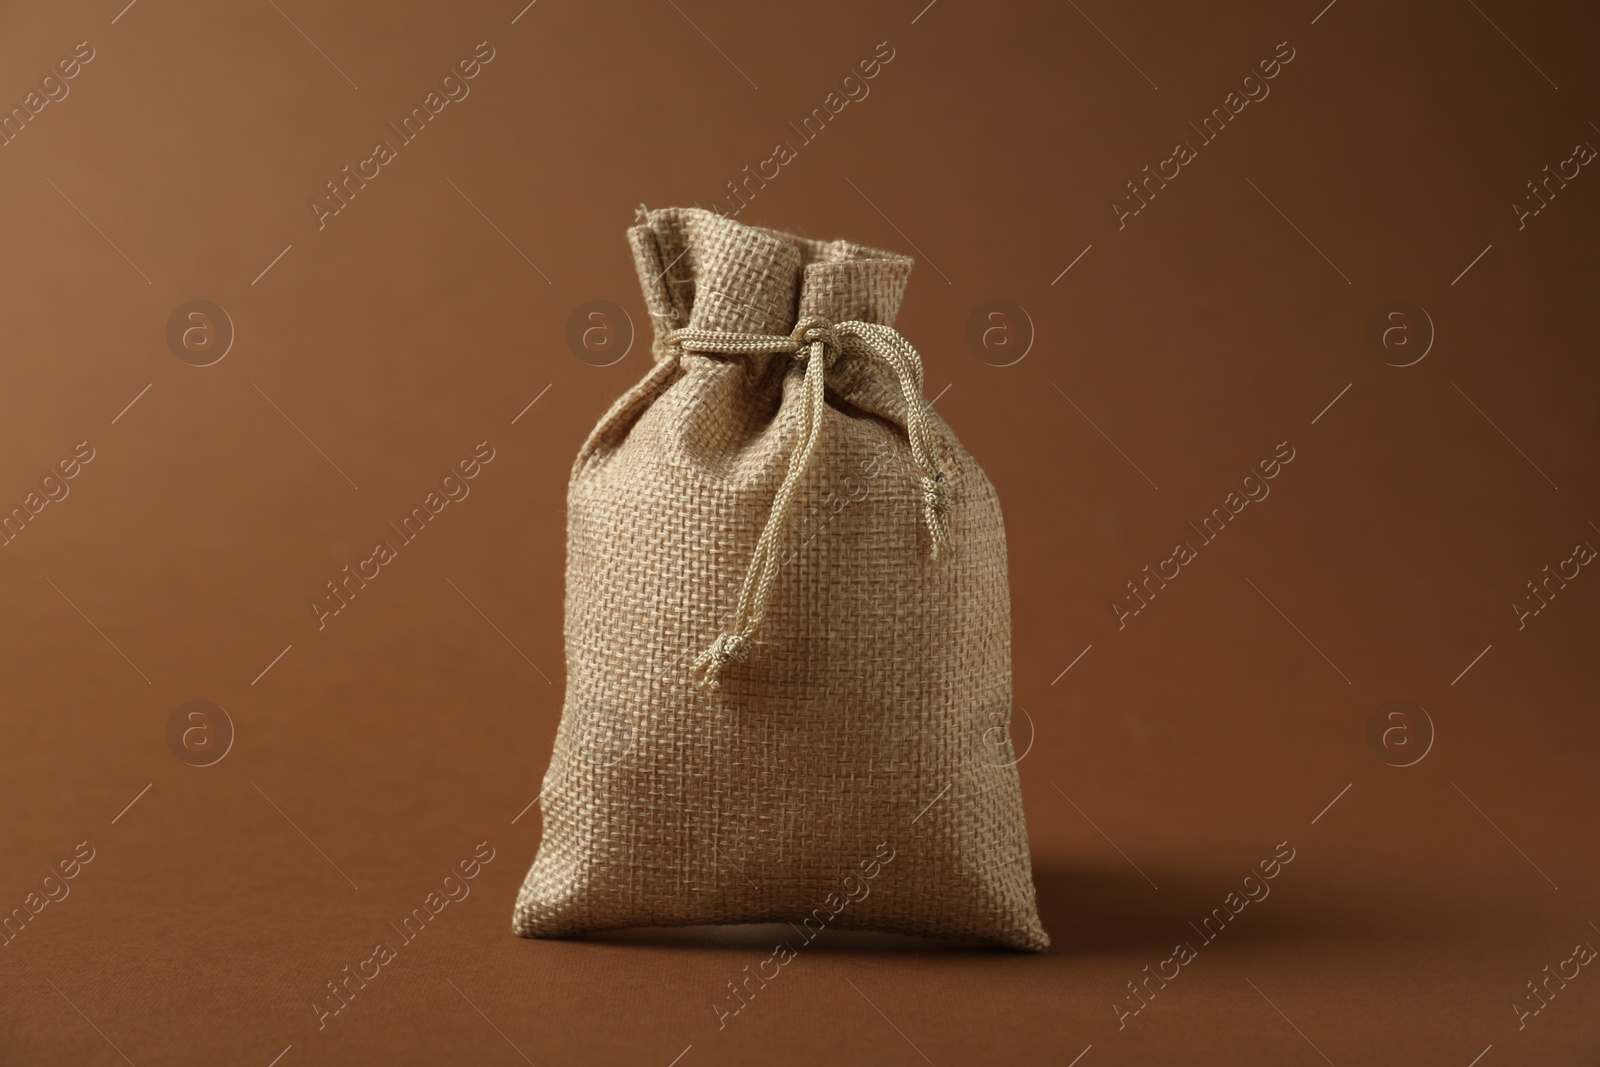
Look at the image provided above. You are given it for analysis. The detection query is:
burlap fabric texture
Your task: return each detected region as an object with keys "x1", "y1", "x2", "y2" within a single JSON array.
[{"x1": 512, "y1": 206, "x2": 1048, "y2": 951}]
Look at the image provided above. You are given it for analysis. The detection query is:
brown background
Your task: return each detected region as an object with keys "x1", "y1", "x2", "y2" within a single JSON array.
[{"x1": 2, "y1": 0, "x2": 1597, "y2": 1063}]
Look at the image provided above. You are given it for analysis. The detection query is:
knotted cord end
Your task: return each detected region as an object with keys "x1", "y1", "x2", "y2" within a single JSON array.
[
  {"x1": 920, "y1": 472, "x2": 955, "y2": 558},
  {"x1": 689, "y1": 632, "x2": 753, "y2": 689}
]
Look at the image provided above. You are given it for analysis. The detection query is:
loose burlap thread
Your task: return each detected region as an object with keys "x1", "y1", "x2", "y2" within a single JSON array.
[{"x1": 511, "y1": 206, "x2": 1049, "y2": 951}]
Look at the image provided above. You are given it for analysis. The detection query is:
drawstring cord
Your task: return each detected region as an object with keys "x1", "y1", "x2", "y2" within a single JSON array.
[{"x1": 665, "y1": 316, "x2": 954, "y2": 689}]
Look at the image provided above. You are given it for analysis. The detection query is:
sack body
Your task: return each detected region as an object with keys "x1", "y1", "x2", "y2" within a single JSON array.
[{"x1": 512, "y1": 206, "x2": 1048, "y2": 951}]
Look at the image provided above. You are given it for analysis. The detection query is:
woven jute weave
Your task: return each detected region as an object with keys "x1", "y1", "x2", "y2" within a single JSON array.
[{"x1": 511, "y1": 206, "x2": 1048, "y2": 951}]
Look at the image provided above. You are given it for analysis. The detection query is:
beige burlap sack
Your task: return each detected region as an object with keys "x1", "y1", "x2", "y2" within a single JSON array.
[{"x1": 512, "y1": 206, "x2": 1048, "y2": 951}]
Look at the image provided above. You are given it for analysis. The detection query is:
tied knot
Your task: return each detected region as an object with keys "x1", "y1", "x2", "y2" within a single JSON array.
[
  {"x1": 708, "y1": 632, "x2": 751, "y2": 664},
  {"x1": 789, "y1": 316, "x2": 842, "y2": 366},
  {"x1": 689, "y1": 632, "x2": 752, "y2": 689}
]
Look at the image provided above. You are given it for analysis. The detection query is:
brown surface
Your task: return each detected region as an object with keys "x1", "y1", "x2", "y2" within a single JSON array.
[{"x1": 1, "y1": 0, "x2": 1597, "y2": 1064}]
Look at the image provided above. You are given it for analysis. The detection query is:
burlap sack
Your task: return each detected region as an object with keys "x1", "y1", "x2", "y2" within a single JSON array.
[{"x1": 512, "y1": 206, "x2": 1048, "y2": 951}]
